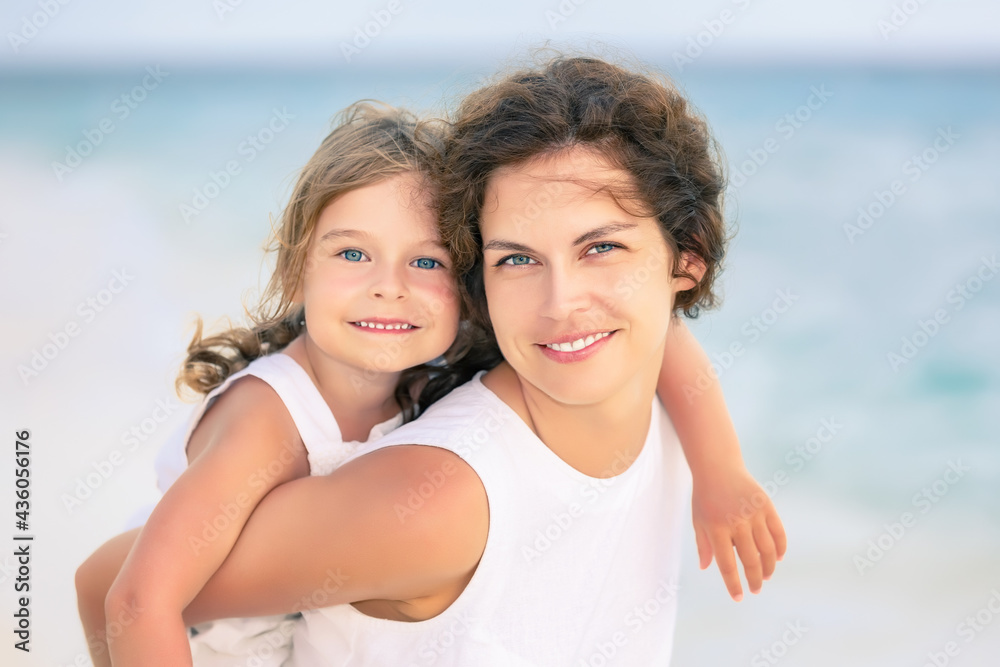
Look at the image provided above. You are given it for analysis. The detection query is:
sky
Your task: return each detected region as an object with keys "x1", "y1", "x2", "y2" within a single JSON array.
[{"x1": 2, "y1": 0, "x2": 999, "y2": 70}]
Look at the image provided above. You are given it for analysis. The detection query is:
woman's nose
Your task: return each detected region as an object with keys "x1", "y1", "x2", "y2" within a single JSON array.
[{"x1": 538, "y1": 264, "x2": 590, "y2": 321}]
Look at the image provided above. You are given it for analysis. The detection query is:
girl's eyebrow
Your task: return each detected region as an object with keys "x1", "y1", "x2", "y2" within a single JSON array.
[
  {"x1": 318, "y1": 228, "x2": 374, "y2": 243},
  {"x1": 319, "y1": 229, "x2": 445, "y2": 252},
  {"x1": 483, "y1": 222, "x2": 639, "y2": 253}
]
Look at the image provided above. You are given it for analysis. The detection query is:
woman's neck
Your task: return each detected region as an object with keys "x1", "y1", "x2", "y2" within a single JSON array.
[
  {"x1": 482, "y1": 362, "x2": 658, "y2": 478},
  {"x1": 283, "y1": 336, "x2": 402, "y2": 442}
]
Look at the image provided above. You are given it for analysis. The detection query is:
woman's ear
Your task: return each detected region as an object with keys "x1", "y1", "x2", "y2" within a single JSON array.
[{"x1": 674, "y1": 251, "x2": 707, "y2": 292}]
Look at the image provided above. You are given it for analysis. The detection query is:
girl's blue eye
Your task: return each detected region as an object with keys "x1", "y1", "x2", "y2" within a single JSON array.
[
  {"x1": 341, "y1": 249, "x2": 365, "y2": 262},
  {"x1": 588, "y1": 243, "x2": 617, "y2": 255},
  {"x1": 413, "y1": 258, "x2": 441, "y2": 270},
  {"x1": 503, "y1": 255, "x2": 535, "y2": 266}
]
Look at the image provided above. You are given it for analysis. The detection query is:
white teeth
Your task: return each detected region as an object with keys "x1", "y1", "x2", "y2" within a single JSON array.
[
  {"x1": 355, "y1": 321, "x2": 413, "y2": 330},
  {"x1": 545, "y1": 331, "x2": 610, "y2": 352}
]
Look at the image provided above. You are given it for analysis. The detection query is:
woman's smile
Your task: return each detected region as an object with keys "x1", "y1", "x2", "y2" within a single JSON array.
[{"x1": 537, "y1": 329, "x2": 617, "y2": 363}]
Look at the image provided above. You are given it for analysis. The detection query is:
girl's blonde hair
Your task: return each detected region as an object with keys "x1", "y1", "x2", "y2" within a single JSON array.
[{"x1": 177, "y1": 101, "x2": 481, "y2": 420}]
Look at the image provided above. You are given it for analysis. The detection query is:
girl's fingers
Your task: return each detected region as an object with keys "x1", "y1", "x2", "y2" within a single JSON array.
[
  {"x1": 733, "y1": 527, "x2": 763, "y2": 595},
  {"x1": 695, "y1": 523, "x2": 714, "y2": 570},
  {"x1": 767, "y1": 510, "x2": 788, "y2": 561},
  {"x1": 711, "y1": 530, "x2": 744, "y2": 601},
  {"x1": 753, "y1": 518, "x2": 778, "y2": 581}
]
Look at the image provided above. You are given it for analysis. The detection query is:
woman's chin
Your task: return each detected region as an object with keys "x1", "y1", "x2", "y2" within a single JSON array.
[{"x1": 521, "y1": 366, "x2": 629, "y2": 408}]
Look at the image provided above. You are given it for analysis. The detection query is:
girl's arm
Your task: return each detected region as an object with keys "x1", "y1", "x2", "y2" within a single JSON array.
[
  {"x1": 658, "y1": 319, "x2": 787, "y2": 601},
  {"x1": 103, "y1": 377, "x2": 310, "y2": 667},
  {"x1": 76, "y1": 528, "x2": 141, "y2": 667}
]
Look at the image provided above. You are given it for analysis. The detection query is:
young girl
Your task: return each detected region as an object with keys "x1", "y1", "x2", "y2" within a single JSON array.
[
  {"x1": 77, "y1": 97, "x2": 783, "y2": 666},
  {"x1": 75, "y1": 101, "x2": 476, "y2": 666}
]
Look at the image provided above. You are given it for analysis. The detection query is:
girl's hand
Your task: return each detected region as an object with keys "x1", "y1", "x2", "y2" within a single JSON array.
[{"x1": 691, "y1": 465, "x2": 787, "y2": 601}]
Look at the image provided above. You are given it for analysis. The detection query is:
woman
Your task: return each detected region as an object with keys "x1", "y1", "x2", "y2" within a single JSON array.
[{"x1": 103, "y1": 55, "x2": 784, "y2": 665}]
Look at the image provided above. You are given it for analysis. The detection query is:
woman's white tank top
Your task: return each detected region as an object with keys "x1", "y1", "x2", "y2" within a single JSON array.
[{"x1": 292, "y1": 371, "x2": 692, "y2": 667}]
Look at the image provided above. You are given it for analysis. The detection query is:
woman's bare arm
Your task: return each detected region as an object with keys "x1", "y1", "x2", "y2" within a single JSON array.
[{"x1": 183, "y1": 444, "x2": 489, "y2": 625}]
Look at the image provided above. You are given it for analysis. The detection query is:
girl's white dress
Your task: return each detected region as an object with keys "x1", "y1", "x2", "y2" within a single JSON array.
[{"x1": 147, "y1": 353, "x2": 402, "y2": 667}]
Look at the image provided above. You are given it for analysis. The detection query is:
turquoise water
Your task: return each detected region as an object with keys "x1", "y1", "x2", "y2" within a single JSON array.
[{"x1": 1, "y1": 65, "x2": 997, "y2": 666}]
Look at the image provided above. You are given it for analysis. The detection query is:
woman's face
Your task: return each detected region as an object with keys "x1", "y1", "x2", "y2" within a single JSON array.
[{"x1": 480, "y1": 146, "x2": 695, "y2": 406}]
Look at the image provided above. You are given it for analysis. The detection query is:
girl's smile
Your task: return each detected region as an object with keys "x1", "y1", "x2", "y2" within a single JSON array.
[{"x1": 349, "y1": 319, "x2": 419, "y2": 332}]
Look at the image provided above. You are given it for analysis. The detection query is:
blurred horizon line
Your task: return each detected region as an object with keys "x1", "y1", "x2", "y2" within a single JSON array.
[
  {"x1": 3, "y1": 52, "x2": 999, "y2": 76},
  {"x1": 3, "y1": 34, "x2": 1000, "y2": 74}
]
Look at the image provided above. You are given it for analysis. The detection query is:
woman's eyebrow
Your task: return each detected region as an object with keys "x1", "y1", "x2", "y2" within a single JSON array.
[
  {"x1": 572, "y1": 222, "x2": 639, "y2": 246},
  {"x1": 482, "y1": 239, "x2": 533, "y2": 253},
  {"x1": 483, "y1": 222, "x2": 639, "y2": 254}
]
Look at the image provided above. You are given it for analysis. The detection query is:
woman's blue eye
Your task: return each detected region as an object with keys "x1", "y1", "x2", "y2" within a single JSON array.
[
  {"x1": 588, "y1": 243, "x2": 617, "y2": 255},
  {"x1": 341, "y1": 249, "x2": 365, "y2": 262},
  {"x1": 503, "y1": 255, "x2": 534, "y2": 266},
  {"x1": 413, "y1": 258, "x2": 441, "y2": 270}
]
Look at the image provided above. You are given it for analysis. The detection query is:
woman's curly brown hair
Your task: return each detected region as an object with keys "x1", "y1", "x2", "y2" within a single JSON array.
[{"x1": 439, "y1": 54, "x2": 729, "y2": 343}]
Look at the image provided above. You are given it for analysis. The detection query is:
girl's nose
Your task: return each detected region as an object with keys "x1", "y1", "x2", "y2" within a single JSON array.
[{"x1": 369, "y1": 264, "x2": 409, "y2": 301}]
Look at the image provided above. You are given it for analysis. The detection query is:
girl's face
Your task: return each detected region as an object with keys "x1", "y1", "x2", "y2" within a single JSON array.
[
  {"x1": 480, "y1": 146, "x2": 696, "y2": 406},
  {"x1": 297, "y1": 172, "x2": 459, "y2": 377}
]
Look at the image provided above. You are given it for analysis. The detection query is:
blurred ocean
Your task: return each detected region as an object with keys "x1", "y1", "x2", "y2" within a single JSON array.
[{"x1": 1, "y1": 64, "x2": 998, "y2": 666}]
